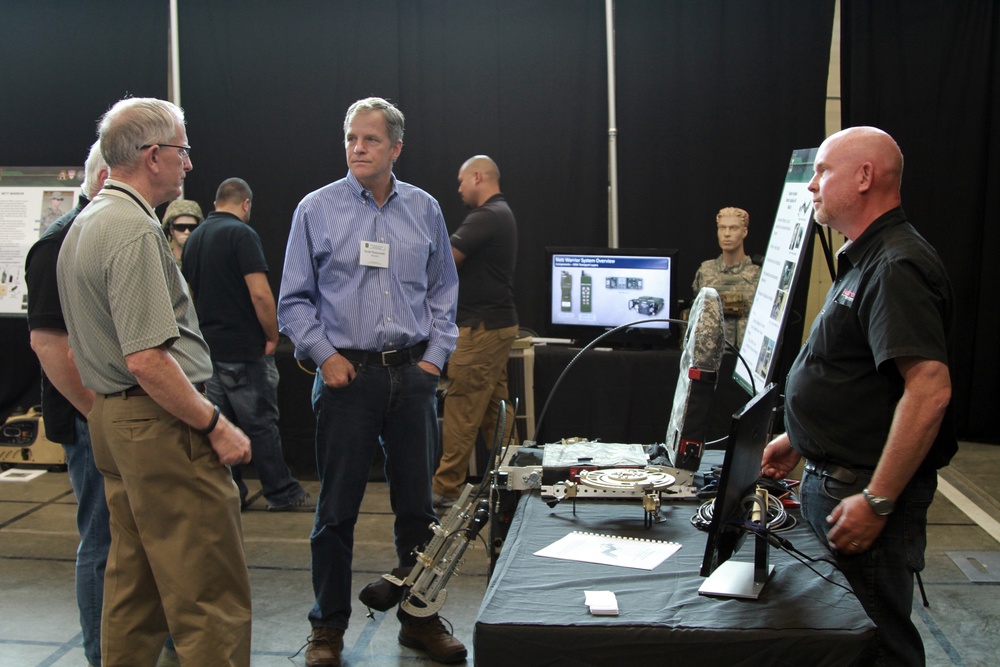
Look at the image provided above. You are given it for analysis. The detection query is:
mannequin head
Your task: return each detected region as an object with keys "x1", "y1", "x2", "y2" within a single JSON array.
[
  {"x1": 715, "y1": 206, "x2": 749, "y2": 264},
  {"x1": 162, "y1": 198, "x2": 204, "y2": 260}
]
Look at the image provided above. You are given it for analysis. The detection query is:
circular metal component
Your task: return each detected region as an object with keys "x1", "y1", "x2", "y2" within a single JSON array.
[{"x1": 578, "y1": 467, "x2": 676, "y2": 491}]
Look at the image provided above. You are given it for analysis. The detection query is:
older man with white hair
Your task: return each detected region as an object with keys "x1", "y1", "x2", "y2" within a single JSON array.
[{"x1": 57, "y1": 97, "x2": 253, "y2": 666}]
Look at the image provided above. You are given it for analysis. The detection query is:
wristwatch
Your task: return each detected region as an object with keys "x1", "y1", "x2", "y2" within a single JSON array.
[{"x1": 862, "y1": 488, "x2": 895, "y2": 516}]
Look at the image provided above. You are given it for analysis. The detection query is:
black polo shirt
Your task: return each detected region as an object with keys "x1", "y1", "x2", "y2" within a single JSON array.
[
  {"x1": 182, "y1": 211, "x2": 269, "y2": 362},
  {"x1": 450, "y1": 193, "x2": 518, "y2": 329},
  {"x1": 784, "y1": 207, "x2": 956, "y2": 470}
]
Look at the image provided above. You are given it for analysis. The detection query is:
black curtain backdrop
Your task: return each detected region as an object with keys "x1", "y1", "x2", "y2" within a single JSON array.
[
  {"x1": 176, "y1": 0, "x2": 610, "y2": 338},
  {"x1": 172, "y1": 0, "x2": 832, "y2": 444},
  {"x1": 175, "y1": 0, "x2": 833, "y2": 344},
  {"x1": 842, "y1": 0, "x2": 1000, "y2": 442},
  {"x1": 0, "y1": 0, "x2": 169, "y2": 421},
  {"x1": 615, "y1": 1, "x2": 835, "y2": 269}
]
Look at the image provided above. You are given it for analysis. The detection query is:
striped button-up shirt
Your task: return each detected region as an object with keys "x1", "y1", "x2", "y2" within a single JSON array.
[{"x1": 278, "y1": 171, "x2": 458, "y2": 371}]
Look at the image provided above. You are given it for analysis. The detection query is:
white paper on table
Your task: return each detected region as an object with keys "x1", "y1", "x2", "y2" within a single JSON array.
[{"x1": 534, "y1": 530, "x2": 681, "y2": 570}]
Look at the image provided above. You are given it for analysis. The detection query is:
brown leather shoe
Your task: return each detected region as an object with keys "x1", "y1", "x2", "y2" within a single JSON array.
[
  {"x1": 398, "y1": 616, "x2": 467, "y2": 663},
  {"x1": 305, "y1": 626, "x2": 344, "y2": 667}
]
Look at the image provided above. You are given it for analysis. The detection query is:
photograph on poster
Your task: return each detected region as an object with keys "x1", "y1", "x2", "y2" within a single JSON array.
[
  {"x1": 754, "y1": 336, "x2": 775, "y2": 378},
  {"x1": 778, "y1": 260, "x2": 795, "y2": 290},
  {"x1": 0, "y1": 166, "x2": 82, "y2": 316},
  {"x1": 39, "y1": 190, "x2": 74, "y2": 236},
  {"x1": 769, "y1": 289, "x2": 788, "y2": 321},
  {"x1": 788, "y1": 223, "x2": 804, "y2": 250}
]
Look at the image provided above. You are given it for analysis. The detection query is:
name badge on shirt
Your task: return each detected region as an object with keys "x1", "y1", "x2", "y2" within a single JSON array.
[{"x1": 359, "y1": 240, "x2": 389, "y2": 268}]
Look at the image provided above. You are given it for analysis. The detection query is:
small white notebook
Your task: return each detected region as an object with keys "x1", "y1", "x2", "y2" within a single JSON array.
[
  {"x1": 584, "y1": 590, "x2": 619, "y2": 615},
  {"x1": 534, "y1": 530, "x2": 681, "y2": 570}
]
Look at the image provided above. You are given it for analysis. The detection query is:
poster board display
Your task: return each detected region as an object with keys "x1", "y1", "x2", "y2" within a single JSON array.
[
  {"x1": 734, "y1": 148, "x2": 817, "y2": 394},
  {"x1": 0, "y1": 166, "x2": 83, "y2": 316}
]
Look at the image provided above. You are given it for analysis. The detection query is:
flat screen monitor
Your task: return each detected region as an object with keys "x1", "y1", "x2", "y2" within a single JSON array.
[
  {"x1": 699, "y1": 383, "x2": 778, "y2": 583},
  {"x1": 545, "y1": 247, "x2": 677, "y2": 347}
]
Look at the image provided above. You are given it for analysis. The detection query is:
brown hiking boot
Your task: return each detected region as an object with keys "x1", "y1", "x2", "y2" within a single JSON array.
[
  {"x1": 398, "y1": 616, "x2": 467, "y2": 663},
  {"x1": 305, "y1": 626, "x2": 344, "y2": 666}
]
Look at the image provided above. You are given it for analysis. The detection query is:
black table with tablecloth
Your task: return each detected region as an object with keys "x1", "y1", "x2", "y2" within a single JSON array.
[{"x1": 474, "y1": 492, "x2": 875, "y2": 666}]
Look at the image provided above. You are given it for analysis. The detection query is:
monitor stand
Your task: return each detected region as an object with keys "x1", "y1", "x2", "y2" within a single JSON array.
[{"x1": 698, "y1": 530, "x2": 775, "y2": 599}]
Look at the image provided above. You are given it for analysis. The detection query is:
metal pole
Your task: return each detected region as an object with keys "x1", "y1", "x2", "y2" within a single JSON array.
[
  {"x1": 169, "y1": 0, "x2": 181, "y2": 108},
  {"x1": 606, "y1": 0, "x2": 620, "y2": 248},
  {"x1": 169, "y1": 0, "x2": 183, "y2": 196}
]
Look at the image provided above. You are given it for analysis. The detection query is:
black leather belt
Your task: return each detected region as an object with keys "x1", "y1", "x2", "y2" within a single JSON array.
[
  {"x1": 337, "y1": 342, "x2": 427, "y2": 367},
  {"x1": 804, "y1": 459, "x2": 870, "y2": 485},
  {"x1": 108, "y1": 383, "x2": 205, "y2": 398}
]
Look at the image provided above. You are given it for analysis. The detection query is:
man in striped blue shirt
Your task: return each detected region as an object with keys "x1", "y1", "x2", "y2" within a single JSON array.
[{"x1": 277, "y1": 97, "x2": 461, "y2": 666}]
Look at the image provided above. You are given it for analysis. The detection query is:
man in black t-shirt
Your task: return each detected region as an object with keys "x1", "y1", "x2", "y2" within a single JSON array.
[
  {"x1": 24, "y1": 141, "x2": 111, "y2": 667},
  {"x1": 183, "y1": 178, "x2": 312, "y2": 512},
  {"x1": 432, "y1": 156, "x2": 519, "y2": 507}
]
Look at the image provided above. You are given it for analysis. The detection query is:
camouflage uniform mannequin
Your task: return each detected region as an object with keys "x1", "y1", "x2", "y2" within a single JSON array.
[{"x1": 692, "y1": 207, "x2": 760, "y2": 347}]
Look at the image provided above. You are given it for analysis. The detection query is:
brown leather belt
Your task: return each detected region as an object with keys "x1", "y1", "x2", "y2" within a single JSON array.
[{"x1": 108, "y1": 383, "x2": 205, "y2": 398}]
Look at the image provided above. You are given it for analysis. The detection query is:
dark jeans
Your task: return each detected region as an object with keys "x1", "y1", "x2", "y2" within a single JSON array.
[
  {"x1": 801, "y1": 464, "x2": 936, "y2": 667},
  {"x1": 307, "y1": 360, "x2": 439, "y2": 630},
  {"x1": 64, "y1": 416, "x2": 111, "y2": 667},
  {"x1": 207, "y1": 355, "x2": 305, "y2": 508}
]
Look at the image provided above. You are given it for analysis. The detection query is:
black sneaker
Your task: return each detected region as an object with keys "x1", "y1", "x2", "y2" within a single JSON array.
[{"x1": 267, "y1": 491, "x2": 316, "y2": 512}]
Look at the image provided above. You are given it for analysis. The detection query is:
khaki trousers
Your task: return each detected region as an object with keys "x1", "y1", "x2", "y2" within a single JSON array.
[
  {"x1": 434, "y1": 323, "x2": 519, "y2": 498},
  {"x1": 89, "y1": 393, "x2": 252, "y2": 667}
]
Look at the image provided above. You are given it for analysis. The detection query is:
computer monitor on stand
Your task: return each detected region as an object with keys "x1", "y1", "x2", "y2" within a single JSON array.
[{"x1": 698, "y1": 383, "x2": 779, "y2": 599}]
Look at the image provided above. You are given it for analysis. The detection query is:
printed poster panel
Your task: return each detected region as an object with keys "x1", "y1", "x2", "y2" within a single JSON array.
[
  {"x1": 0, "y1": 166, "x2": 83, "y2": 316},
  {"x1": 734, "y1": 148, "x2": 817, "y2": 394}
]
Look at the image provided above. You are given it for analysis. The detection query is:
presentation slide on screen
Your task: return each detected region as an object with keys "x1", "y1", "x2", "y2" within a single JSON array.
[
  {"x1": 550, "y1": 253, "x2": 672, "y2": 330},
  {"x1": 0, "y1": 166, "x2": 83, "y2": 316},
  {"x1": 734, "y1": 148, "x2": 817, "y2": 394}
]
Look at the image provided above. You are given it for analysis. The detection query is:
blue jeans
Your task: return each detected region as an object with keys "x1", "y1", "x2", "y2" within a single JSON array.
[
  {"x1": 63, "y1": 416, "x2": 111, "y2": 667},
  {"x1": 801, "y1": 465, "x2": 936, "y2": 666},
  {"x1": 308, "y1": 360, "x2": 439, "y2": 629},
  {"x1": 207, "y1": 355, "x2": 305, "y2": 507}
]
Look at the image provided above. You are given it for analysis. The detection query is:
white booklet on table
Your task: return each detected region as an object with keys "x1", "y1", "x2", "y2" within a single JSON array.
[{"x1": 534, "y1": 530, "x2": 681, "y2": 570}]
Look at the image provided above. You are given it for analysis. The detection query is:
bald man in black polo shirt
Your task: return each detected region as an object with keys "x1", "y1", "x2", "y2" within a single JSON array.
[
  {"x1": 762, "y1": 127, "x2": 955, "y2": 666},
  {"x1": 432, "y1": 155, "x2": 519, "y2": 508}
]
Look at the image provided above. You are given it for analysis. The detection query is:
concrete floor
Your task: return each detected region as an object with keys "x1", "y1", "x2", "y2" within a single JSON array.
[{"x1": 1, "y1": 442, "x2": 998, "y2": 666}]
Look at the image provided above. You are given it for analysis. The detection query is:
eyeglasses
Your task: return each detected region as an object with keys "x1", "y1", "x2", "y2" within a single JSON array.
[
  {"x1": 172, "y1": 224, "x2": 197, "y2": 232},
  {"x1": 137, "y1": 143, "x2": 191, "y2": 159}
]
